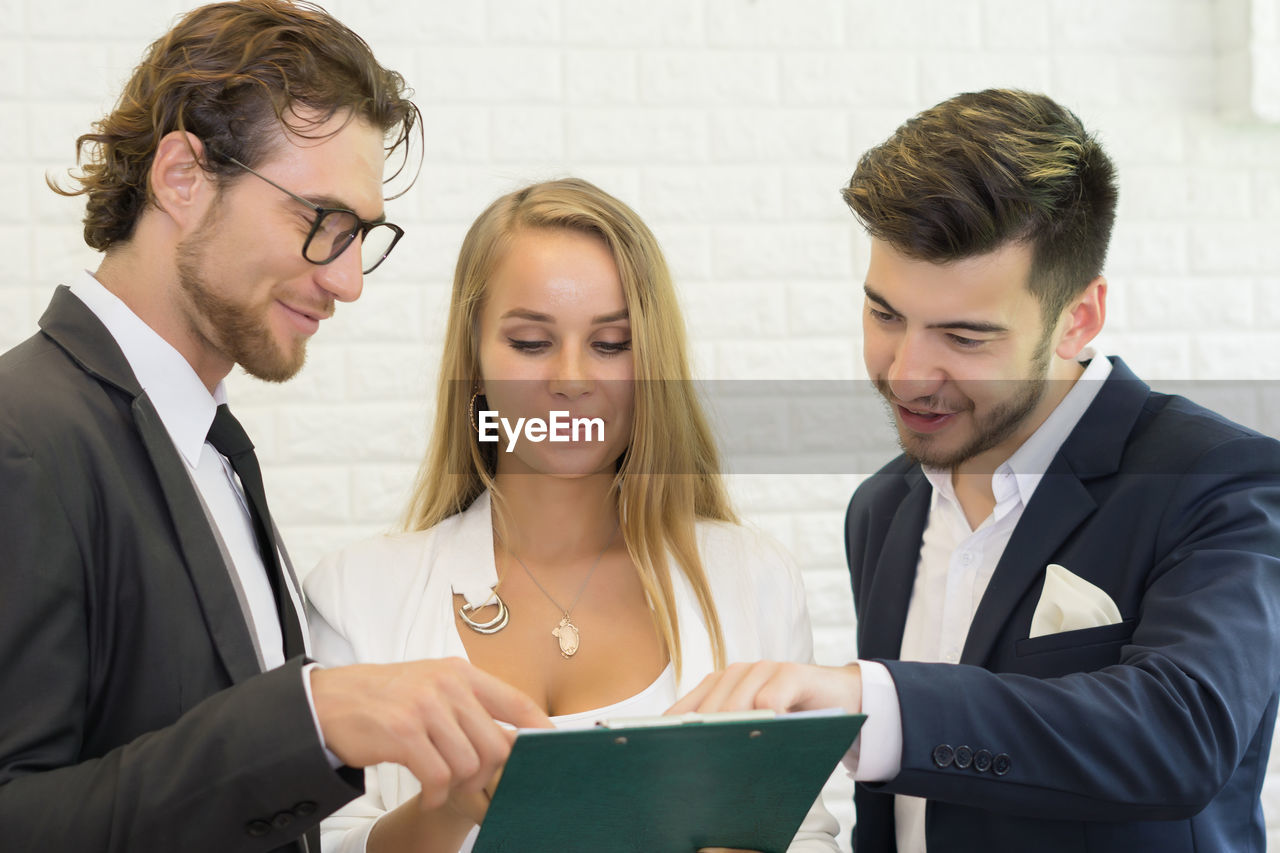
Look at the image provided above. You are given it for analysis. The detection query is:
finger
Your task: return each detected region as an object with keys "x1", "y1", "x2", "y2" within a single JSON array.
[
  {"x1": 487, "y1": 756, "x2": 506, "y2": 794},
  {"x1": 727, "y1": 661, "x2": 801, "y2": 713},
  {"x1": 696, "y1": 662, "x2": 778, "y2": 713},
  {"x1": 398, "y1": 727, "x2": 453, "y2": 810},
  {"x1": 666, "y1": 672, "x2": 722, "y2": 715},
  {"x1": 466, "y1": 665, "x2": 553, "y2": 729},
  {"x1": 420, "y1": 689, "x2": 500, "y2": 792},
  {"x1": 450, "y1": 708, "x2": 516, "y2": 793},
  {"x1": 441, "y1": 673, "x2": 537, "y2": 792}
]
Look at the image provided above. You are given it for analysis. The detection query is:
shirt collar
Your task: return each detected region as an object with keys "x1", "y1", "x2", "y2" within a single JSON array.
[
  {"x1": 69, "y1": 270, "x2": 227, "y2": 468},
  {"x1": 922, "y1": 350, "x2": 1112, "y2": 508}
]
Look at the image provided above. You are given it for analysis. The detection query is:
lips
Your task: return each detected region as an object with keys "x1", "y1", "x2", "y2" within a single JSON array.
[
  {"x1": 895, "y1": 403, "x2": 958, "y2": 434},
  {"x1": 278, "y1": 301, "x2": 330, "y2": 335}
]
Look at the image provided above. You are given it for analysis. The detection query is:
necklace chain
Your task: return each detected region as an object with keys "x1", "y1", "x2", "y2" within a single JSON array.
[
  {"x1": 501, "y1": 522, "x2": 618, "y2": 616},
  {"x1": 497, "y1": 521, "x2": 619, "y2": 659}
]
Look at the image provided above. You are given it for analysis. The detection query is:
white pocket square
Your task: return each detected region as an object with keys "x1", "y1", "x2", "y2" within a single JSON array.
[{"x1": 1028, "y1": 563, "x2": 1122, "y2": 639}]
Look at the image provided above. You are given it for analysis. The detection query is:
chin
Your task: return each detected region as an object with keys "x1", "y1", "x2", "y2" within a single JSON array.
[
  {"x1": 896, "y1": 430, "x2": 972, "y2": 470},
  {"x1": 239, "y1": 341, "x2": 308, "y2": 383}
]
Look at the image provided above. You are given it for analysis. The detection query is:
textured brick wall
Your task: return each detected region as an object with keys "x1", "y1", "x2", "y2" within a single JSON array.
[{"x1": 3, "y1": 1, "x2": 1279, "y2": 847}]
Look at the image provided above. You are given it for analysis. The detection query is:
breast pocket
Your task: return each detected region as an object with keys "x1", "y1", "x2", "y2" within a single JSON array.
[{"x1": 1011, "y1": 619, "x2": 1138, "y2": 678}]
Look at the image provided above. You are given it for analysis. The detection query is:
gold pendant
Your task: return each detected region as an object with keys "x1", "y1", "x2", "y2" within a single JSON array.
[{"x1": 552, "y1": 615, "x2": 580, "y2": 658}]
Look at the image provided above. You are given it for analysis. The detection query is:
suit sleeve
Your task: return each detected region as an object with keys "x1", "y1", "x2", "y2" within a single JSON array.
[
  {"x1": 875, "y1": 435, "x2": 1280, "y2": 821},
  {"x1": 0, "y1": 434, "x2": 361, "y2": 850}
]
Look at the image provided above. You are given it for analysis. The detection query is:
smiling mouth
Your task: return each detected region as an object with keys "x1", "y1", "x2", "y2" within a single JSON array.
[
  {"x1": 900, "y1": 404, "x2": 955, "y2": 418},
  {"x1": 278, "y1": 301, "x2": 333, "y2": 333},
  {"x1": 284, "y1": 303, "x2": 330, "y2": 322},
  {"x1": 894, "y1": 402, "x2": 961, "y2": 434}
]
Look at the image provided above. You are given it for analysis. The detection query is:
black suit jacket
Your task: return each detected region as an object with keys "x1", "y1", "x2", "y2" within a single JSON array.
[
  {"x1": 0, "y1": 287, "x2": 361, "y2": 851},
  {"x1": 847, "y1": 358, "x2": 1280, "y2": 852}
]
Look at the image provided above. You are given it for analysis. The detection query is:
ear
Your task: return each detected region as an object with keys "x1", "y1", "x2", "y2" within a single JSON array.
[
  {"x1": 149, "y1": 131, "x2": 217, "y2": 230},
  {"x1": 1053, "y1": 276, "x2": 1107, "y2": 360}
]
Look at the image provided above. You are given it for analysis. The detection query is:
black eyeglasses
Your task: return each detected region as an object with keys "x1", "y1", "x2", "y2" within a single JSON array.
[{"x1": 208, "y1": 148, "x2": 404, "y2": 275}]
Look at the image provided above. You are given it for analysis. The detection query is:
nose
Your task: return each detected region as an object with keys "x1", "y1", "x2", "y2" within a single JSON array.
[
  {"x1": 884, "y1": 331, "x2": 945, "y2": 403},
  {"x1": 547, "y1": 344, "x2": 593, "y2": 400},
  {"x1": 313, "y1": 241, "x2": 365, "y2": 304}
]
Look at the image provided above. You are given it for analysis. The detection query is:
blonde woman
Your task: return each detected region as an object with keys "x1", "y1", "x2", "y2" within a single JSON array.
[{"x1": 304, "y1": 178, "x2": 839, "y2": 853}]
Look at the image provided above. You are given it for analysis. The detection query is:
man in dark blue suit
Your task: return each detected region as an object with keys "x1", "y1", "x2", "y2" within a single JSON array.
[{"x1": 672, "y1": 89, "x2": 1280, "y2": 852}]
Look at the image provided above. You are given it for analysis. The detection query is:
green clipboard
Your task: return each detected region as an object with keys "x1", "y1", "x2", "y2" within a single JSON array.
[{"x1": 472, "y1": 710, "x2": 865, "y2": 853}]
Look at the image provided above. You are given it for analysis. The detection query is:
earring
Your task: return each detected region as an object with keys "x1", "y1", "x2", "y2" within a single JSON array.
[{"x1": 469, "y1": 389, "x2": 483, "y2": 433}]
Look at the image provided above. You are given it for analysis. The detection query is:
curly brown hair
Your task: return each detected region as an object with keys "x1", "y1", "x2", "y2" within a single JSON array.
[
  {"x1": 843, "y1": 89, "x2": 1118, "y2": 324},
  {"x1": 52, "y1": 0, "x2": 419, "y2": 251}
]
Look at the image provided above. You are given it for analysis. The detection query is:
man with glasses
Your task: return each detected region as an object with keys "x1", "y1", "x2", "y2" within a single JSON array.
[{"x1": 0, "y1": 3, "x2": 548, "y2": 851}]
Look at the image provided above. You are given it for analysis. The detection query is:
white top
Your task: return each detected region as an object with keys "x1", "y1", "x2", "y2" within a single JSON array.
[
  {"x1": 305, "y1": 491, "x2": 840, "y2": 853},
  {"x1": 851, "y1": 353, "x2": 1112, "y2": 853},
  {"x1": 67, "y1": 270, "x2": 302, "y2": 669}
]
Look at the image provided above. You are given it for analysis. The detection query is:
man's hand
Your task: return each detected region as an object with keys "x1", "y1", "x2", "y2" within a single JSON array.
[
  {"x1": 310, "y1": 657, "x2": 552, "y2": 809},
  {"x1": 667, "y1": 660, "x2": 863, "y2": 716}
]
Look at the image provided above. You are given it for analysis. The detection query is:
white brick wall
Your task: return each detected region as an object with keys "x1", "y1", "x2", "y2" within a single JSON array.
[{"x1": 3, "y1": 1, "x2": 1280, "y2": 847}]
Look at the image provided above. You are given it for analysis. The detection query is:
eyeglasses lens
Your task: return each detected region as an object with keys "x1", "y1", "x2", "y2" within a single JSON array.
[
  {"x1": 305, "y1": 210, "x2": 399, "y2": 274},
  {"x1": 359, "y1": 223, "x2": 399, "y2": 274}
]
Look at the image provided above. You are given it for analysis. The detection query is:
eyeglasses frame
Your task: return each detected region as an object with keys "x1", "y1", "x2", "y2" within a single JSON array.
[{"x1": 205, "y1": 145, "x2": 404, "y2": 275}]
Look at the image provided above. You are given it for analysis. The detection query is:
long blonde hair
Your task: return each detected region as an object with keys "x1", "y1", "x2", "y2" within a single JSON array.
[{"x1": 403, "y1": 177, "x2": 733, "y2": 675}]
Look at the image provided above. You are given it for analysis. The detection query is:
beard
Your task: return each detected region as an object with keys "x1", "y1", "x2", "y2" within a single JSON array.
[
  {"x1": 875, "y1": 331, "x2": 1054, "y2": 470},
  {"x1": 174, "y1": 213, "x2": 310, "y2": 384}
]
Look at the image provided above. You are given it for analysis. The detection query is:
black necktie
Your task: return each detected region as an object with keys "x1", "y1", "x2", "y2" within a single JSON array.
[{"x1": 206, "y1": 404, "x2": 305, "y2": 660}]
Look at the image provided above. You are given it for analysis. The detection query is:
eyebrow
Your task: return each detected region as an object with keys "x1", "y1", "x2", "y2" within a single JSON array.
[
  {"x1": 293, "y1": 193, "x2": 387, "y2": 225},
  {"x1": 864, "y1": 285, "x2": 1009, "y2": 335},
  {"x1": 499, "y1": 308, "x2": 630, "y2": 324}
]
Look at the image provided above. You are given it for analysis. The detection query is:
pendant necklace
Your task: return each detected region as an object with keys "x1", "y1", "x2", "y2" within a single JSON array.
[{"x1": 503, "y1": 522, "x2": 619, "y2": 659}]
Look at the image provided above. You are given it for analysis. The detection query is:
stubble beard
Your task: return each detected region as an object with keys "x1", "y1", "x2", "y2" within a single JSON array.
[
  {"x1": 876, "y1": 330, "x2": 1054, "y2": 470},
  {"x1": 174, "y1": 215, "x2": 308, "y2": 384}
]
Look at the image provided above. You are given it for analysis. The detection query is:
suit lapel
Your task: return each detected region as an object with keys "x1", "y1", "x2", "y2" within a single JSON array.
[
  {"x1": 960, "y1": 461, "x2": 1095, "y2": 665},
  {"x1": 960, "y1": 357, "x2": 1150, "y2": 666},
  {"x1": 858, "y1": 469, "x2": 932, "y2": 661},
  {"x1": 40, "y1": 286, "x2": 262, "y2": 684},
  {"x1": 133, "y1": 396, "x2": 263, "y2": 683}
]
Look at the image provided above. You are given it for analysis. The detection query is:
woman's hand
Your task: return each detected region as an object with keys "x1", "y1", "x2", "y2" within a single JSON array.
[
  {"x1": 370, "y1": 759, "x2": 507, "y2": 853},
  {"x1": 437, "y1": 785, "x2": 489, "y2": 827},
  {"x1": 436, "y1": 766, "x2": 500, "y2": 826}
]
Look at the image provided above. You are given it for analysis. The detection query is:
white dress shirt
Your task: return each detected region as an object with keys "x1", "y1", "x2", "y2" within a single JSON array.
[
  {"x1": 68, "y1": 270, "x2": 303, "y2": 669},
  {"x1": 848, "y1": 353, "x2": 1113, "y2": 853}
]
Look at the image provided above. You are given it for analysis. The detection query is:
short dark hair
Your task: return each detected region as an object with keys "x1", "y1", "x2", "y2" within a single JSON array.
[
  {"x1": 843, "y1": 89, "x2": 1118, "y2": 323},
  {"x1": 53, "y1": 0, "x2": 419, "y2": 251}
]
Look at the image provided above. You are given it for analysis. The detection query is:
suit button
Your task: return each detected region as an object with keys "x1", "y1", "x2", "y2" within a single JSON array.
[
  {"x1": 932, "y1": 744, "x2": 955, "y2": 768},
  {"x1": 271, "y1": 811, "x2": 294, "y2": 830},
  {"x1": 246, "y1": 820, "x2": 272, "y2": 837},
  {"x1": 993, "y1": 753, "x2": 1012, "y2": 776},
  {"x1": 293, "y1": 800, "x2": 318, "y2": 817},
  {"x1": 974, "y1": 749, "x2": 993, "y2": 772},
  {"x1": 954, "y1": 745, "x2": 973, "y2": 769}
]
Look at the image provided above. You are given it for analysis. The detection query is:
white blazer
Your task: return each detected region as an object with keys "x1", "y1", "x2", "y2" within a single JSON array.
[{"x1": 305, "y1": 491, "x2": 841, "y2": 853}]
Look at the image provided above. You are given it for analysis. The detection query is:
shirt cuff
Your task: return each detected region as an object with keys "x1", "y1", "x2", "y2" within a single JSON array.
[
  {"x1": 303, "y1": 662, "x2": 345, "y2": 770},
  {"x1": 843, "y1": 660, "x2": 903, "y2": 781}
]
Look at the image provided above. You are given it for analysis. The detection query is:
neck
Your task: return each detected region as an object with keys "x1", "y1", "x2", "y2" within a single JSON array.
[
  {"x1": 492, "y1": 472, "x2": 620, "y2": 565},
  {"x1": 95, "y1": 241, "x2": 232, "y2": 393}
]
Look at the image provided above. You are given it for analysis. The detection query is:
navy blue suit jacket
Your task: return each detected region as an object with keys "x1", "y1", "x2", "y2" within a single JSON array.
[{"x1": 846, "y1": 358, "x2": 1280, "y2": 852}]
